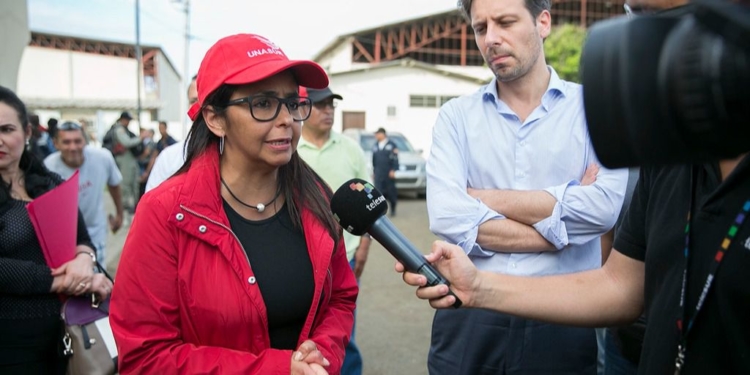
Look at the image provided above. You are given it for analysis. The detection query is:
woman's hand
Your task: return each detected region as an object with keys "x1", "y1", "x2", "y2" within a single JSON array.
[
  {"x1": 87, "y1": 273, "x2": 114, "y2": 301},
  {"x1": 291, "y1": 340, "x2": 329, "y2": 374},
  {"x1": 50, "y1": 247, "x2": 95, "y2": 295},
  {"x1": 291, "y1": 360, "x2": 328, "y2": 375}
]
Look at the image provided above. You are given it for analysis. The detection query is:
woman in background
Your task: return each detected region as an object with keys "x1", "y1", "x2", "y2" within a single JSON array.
[{"x1": 0, "y1": 85, "x2": 112, "y2": 374}]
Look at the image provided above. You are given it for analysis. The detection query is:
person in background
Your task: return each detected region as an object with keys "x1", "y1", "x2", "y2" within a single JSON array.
[
  {"x1": 44, "y1": 120, "x2": 124, "y2": 266},
  {"x1": 110, "y1": 33, "x2": 357, "y2": 375},
  {"x1": 0, "y1": 85, "x2": 112, "y2": 374},
  {"x1": 156, "y1": 121, "x2": 177, "y2": 153},
  {"x1": 137, "y1": 128, "x2": 156, "y2": 198},
  {"x1": 297, "y1": 86, "x2": 371, "y2": 375},
  {"x1": 371, "y1": 127, "x2": 398, "y2": 217},
  {"x1": 45, "y1": 118, "x2": 58, "y2": 155},
  {"x1": 106, "y1": 112, "x2": 141, "y2": 212},
  {"x1": 27, "y1": 114, "x2": 48, "y2": 160},
  {"x1": 144, "y1": 75, "x2": 197, "y2": 192}
]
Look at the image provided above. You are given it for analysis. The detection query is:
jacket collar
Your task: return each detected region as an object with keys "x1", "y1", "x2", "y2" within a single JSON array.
[{"x1": 177, "y1": 144, "x2": 229, "y2": 226}]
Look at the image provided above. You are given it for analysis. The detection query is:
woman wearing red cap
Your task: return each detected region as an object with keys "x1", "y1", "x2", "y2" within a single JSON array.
[{"x1": 110, "y1": 34, "x2": 357, "y2": 375}]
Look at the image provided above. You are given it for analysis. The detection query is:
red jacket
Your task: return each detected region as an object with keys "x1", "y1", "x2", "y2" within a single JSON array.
[{"x1": 110, "y1": 147, "x2": 358, "y2": 375}]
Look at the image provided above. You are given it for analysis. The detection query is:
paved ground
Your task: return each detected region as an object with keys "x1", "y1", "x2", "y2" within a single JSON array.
[{"x1": 104, "y1": 195, "x2": 438, "y2": 375}]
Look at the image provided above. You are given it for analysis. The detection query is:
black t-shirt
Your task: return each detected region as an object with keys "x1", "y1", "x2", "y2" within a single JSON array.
[
  {"x1": 615, "y1": 160, "x2": 750, "y2": 374},
  {"x1": 223, "y1": 201, "x2": 314, "y2": 350}
]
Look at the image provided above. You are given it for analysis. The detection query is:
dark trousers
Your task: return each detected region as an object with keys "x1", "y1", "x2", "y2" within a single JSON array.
[
  {"x1": 0, "y1": 316, "x2": 68, "y2": 375},
  {"x1": 429, "y1": 308, "x2": 597, "y2": 375},
  {"x1": 341, "y1": 259, "x2": 363, "y2": 375},
  {"x1": 374, "y1": 176, "x2": 397, "y2": 215},
  {"x1": 604, "y1": 328, "x2": 639, "y2": 375}
]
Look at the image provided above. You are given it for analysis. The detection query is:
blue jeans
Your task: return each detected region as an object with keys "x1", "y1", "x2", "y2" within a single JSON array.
[{"x1": 341, "y1": 259, "x2": 363, "y2": 375}]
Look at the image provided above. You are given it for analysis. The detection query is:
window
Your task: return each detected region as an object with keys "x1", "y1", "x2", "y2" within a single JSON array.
[
  {"x1": 387, "y1": 106, "x2": 397, "y2": 117},
  {"x1": 410, "y1": 95, "x2": 427, "y2": 107},
  {"x1": 410, "y1": 94, "x2": 458, "y2": 108},
  {"x1": 440, "y1": 96, "x2": 457, "y2": 106}
]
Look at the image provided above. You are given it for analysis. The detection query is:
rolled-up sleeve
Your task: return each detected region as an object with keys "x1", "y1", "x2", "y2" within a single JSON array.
[
  {"x1": 534, "y1": 163, "x2": 628, "y2": 249},
  {"x1": 427, "y1": 104, "x2": 503, "y2": 257}
]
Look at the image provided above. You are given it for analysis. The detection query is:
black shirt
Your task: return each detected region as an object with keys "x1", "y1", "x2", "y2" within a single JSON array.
[
  {"x1": 615, "y1": 159, "x2": 750, "y2": 374},
  {"x1": 223, "y1": 201, "x2": 314, "y2": 350}
]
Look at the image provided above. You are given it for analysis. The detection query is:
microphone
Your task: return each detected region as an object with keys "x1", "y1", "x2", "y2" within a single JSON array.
[{"x1": 330, "y1": 179, "x2": 462, "y2": 308}]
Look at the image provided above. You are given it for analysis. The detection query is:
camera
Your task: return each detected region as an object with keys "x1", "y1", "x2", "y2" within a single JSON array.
[{"x1": 581, "y1": 0, "x2": 749, "y2": 168}]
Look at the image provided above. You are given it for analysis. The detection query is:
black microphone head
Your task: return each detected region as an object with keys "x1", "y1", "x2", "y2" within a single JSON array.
[{"x1": 330, "y1": 179, "x2": 388, "y2": 235}]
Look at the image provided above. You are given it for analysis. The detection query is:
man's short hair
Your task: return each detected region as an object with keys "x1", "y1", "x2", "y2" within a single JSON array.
[
  {"x1": 56, "y1": 121, "x2": 87, "y2": 140},
  {"x1": 458, "y1": 0, "x2": 551, "y2": 22},
  {"x1": 376, "y1": 128, "x2": 387, "y2": 135}
]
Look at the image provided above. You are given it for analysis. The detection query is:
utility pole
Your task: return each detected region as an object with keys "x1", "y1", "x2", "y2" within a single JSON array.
[
  {"x1": 182, "y1": 0, "x2": 191, "y2": 136},
  {"x1": 135, "y1": 0, "x2": 142, "y2": 126}
]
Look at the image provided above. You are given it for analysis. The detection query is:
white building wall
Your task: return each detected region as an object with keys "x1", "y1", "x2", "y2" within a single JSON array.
[
  {"x1": 155, "y1": 53, "x2": 182, "y2": 123},
  {"x1": 328, "y1": 66, "x2": 483, "y2": 156},
  {"x1": 17, "y1": 45, "x2": 178, "y2": 140},
  {"x1": 317, "y1": 39, "x2": 354, "y2": 74},
  {"x1": 18, "y1": 47, "x2": 140, "y2": 100}
]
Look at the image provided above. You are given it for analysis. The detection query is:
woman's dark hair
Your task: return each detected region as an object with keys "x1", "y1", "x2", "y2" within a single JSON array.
[
  {"x1": 0, "y1": 86, "x2": 57, "y2": 210},
  {"x1": 177, "y1": 84, "x2": 341, "y2": 244}
]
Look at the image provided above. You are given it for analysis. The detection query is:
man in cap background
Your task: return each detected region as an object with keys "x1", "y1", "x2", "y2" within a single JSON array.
[
  {"x1": 103, "y1": 111, "x2": 142, "y2": 212},
  {"x1": 372, "y1": 128, "x2": 399, "y2": 217},
  {"x1": 297, "y1": 86, "x2": 370, "y2": 375}
]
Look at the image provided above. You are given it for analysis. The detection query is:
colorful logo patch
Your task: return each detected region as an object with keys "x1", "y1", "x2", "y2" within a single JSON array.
[{"x1": 349, "y1": 182, "x2": 375, "y2": 199}]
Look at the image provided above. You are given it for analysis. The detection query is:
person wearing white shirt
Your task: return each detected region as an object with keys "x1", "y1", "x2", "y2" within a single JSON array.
[
  {"x1": 421, "y1": 0, "x2": 628, "y2": 374},
  {"x1": 145, "y1": 75, "x2": 197, "y2": 192}
]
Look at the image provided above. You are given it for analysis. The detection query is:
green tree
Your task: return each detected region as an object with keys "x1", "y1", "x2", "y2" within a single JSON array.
[{"x1": 544, "y1": 24, "x2": 587, "y2": 83}]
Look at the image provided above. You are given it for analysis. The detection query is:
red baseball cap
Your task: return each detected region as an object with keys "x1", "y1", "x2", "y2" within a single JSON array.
[{"x1": 188, "y1": 33, "x2": 329, "y2": 120}]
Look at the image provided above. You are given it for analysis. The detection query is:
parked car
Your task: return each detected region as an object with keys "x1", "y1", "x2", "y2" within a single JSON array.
[{"x1": 343, "y1": 129, "x2": 427, "y2": 198}]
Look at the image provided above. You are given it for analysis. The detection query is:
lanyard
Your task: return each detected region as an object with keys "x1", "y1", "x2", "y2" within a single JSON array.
[{"x1": 674, "y1": 168, "x2": 750, "y2": 374}]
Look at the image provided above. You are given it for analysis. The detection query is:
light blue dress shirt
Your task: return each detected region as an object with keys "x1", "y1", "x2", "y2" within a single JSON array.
[{"x1": 427, "y1": 67, "x2": 628, "y2": 276}]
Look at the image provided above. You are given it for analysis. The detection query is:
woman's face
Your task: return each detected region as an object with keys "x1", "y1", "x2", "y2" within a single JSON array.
[
  {"x1": 0, "y1": 102, "x2": 29, "y2": 176},
  {"x1": 221, "y1": 71, "x2": 301, "y2": 171}
]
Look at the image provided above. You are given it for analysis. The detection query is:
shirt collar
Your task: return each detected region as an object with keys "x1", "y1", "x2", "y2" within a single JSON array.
[
  {"x1": 298, "y1": 131, "x2": 340, "y2": 150},
  {"x1": 482, "y1": 66, "x2": 567, "y2": 111}
]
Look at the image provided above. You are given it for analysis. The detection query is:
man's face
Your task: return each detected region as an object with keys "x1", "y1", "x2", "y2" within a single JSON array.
[
  {"x1": 159, "y1": 123, "x2": 168, "y2": 137},
  {"x1": 471, "y1": 0, "x2": 551, "y2": 82},
  {"x1": 306, "y1": 96, "x2": 336, "y2": 134},
  {"x1": 55, "y1": 129, "x2": 86, "y2": 168},
  {"x1": 188, "y1": 79, "x2": 198, "y2": 105},
  {"x1": 375, "y1": 132, "x2": 386, "y2": 142}
]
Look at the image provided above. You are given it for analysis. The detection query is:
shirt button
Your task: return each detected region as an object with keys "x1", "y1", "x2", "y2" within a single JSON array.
[
  {"x1": 248, "y1": 276, "x2": 256, "y2": 284},
  {"x1": 175, "y1": 213, "x2": 184, "y2": 221},
  {"x1": 511, "y1": 263, "x2": 517, "y2": 269},
  {"x1": 198, "y1": 225, "x2": 207, "y2": 233}
]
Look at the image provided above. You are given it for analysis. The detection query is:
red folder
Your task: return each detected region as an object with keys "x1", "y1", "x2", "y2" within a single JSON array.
[{"x1": 26, "y1": 170, "x2": 80, "y2": 269}]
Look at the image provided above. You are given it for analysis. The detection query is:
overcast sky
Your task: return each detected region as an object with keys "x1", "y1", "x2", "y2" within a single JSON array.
[{"x1": 29, "y1": 0, "x2": 459, "y2": 80}]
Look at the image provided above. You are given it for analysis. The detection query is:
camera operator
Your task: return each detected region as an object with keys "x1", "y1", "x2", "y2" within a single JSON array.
[{"x1": 397, "y1": 0, "x2": 750, "y2": 374}]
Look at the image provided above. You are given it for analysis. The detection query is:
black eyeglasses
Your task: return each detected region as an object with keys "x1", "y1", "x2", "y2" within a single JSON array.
[
  {"x1": 313, "y1": 100, "x2": 337, "y2": 110},
  {"x1": 59, "y1": 121, "x2": 83, "y2": 130},
  {"x1": 225, "y1": 95, "x2": 312, "y2": 122}
]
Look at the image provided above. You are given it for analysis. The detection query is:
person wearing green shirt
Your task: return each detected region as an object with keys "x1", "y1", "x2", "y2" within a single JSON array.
[{"x1": 297, "y1": 86, "x2": 370, "y2": 375}]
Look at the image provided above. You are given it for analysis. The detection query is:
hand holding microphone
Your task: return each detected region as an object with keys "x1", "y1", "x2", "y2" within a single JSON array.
[{"x1": 330, "y1": 179, "x2": 462, "y2": 308}]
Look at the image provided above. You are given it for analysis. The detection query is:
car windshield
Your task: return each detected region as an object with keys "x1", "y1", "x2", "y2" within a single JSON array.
[{"x1": 360, "y1": 134, "x2": 414, "y2": 152}]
